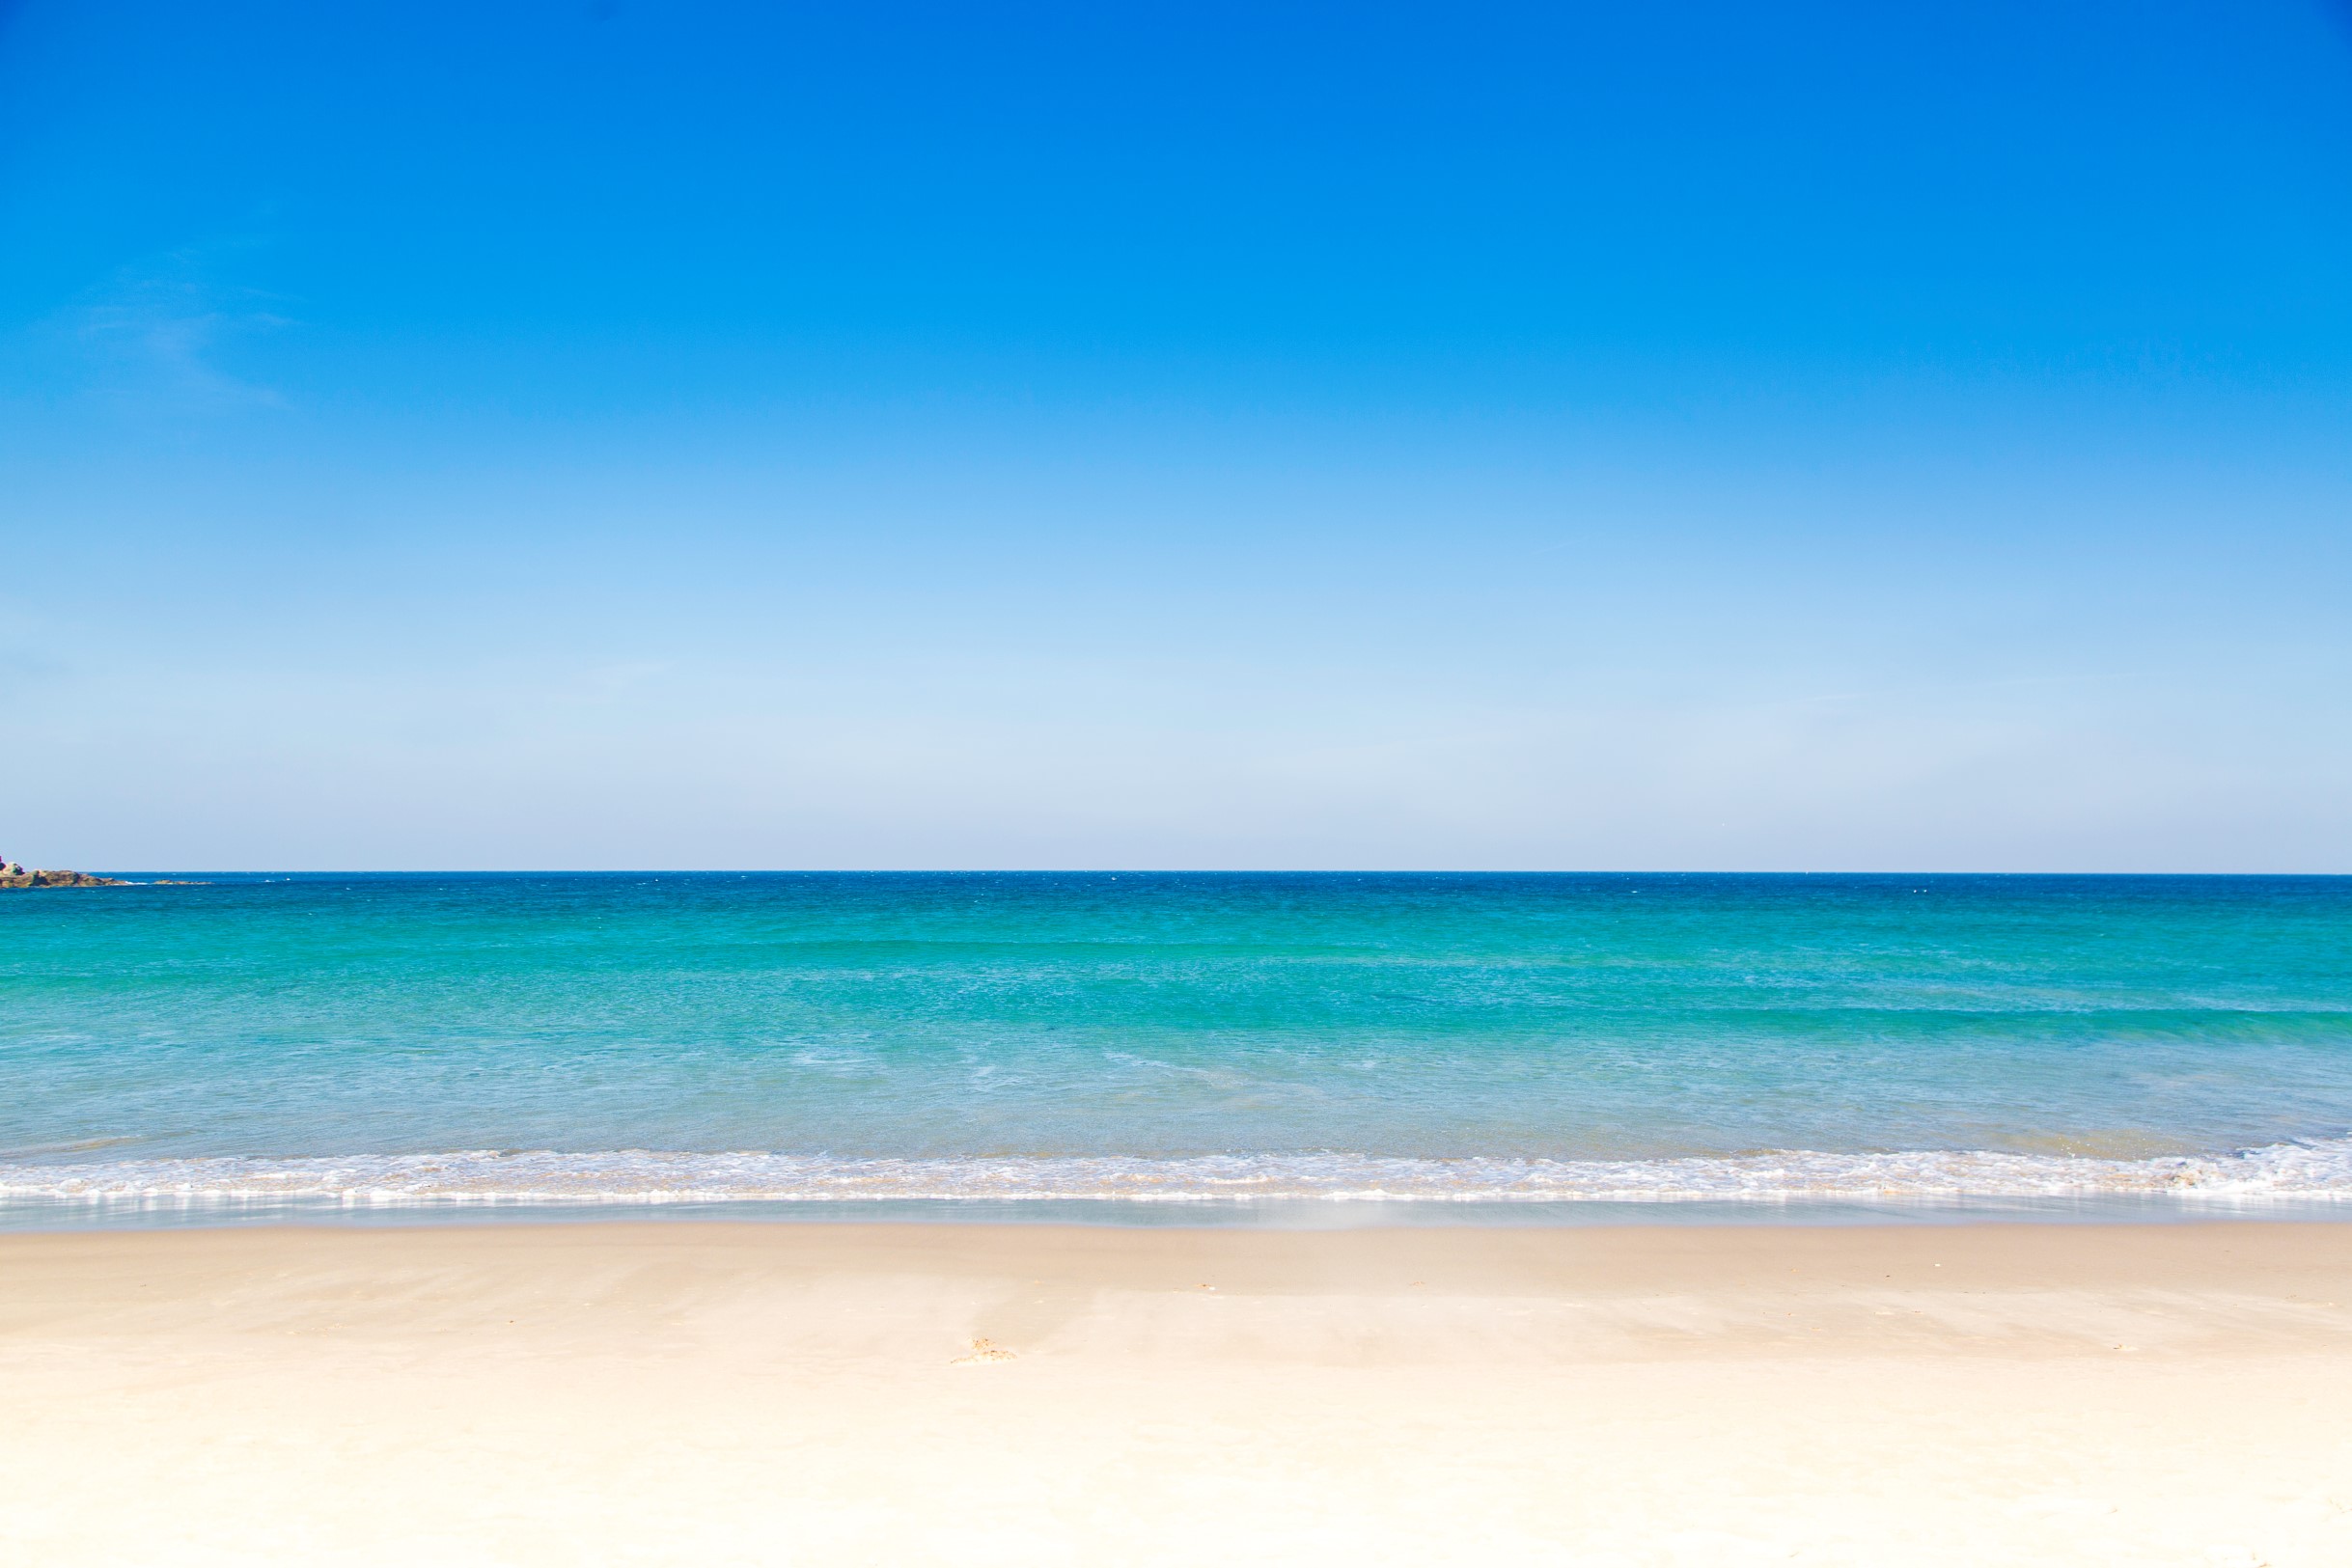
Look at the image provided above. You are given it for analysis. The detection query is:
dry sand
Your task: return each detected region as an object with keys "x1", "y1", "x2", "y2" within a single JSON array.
[{"x1": 4, "y1": 1219, "x2": 2351, "y2": 1565}]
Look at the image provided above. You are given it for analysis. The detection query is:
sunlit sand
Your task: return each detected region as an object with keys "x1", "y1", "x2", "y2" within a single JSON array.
[{"x1": 6, "y1": 1221, "x2": 2350, "y2": 1564}]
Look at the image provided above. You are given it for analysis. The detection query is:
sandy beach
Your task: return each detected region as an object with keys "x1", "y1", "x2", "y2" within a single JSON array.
[{"x1": 0, "y1": 1221, "x2": 2347, "y2": 1564}]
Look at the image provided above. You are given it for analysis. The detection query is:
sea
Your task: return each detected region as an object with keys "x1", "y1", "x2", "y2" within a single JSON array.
[{"x1": 4, "y1": 871, "x2": 2350, "y2": 1227}]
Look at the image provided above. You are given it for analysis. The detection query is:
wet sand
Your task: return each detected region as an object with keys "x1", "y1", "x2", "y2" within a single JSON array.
[{"x1": 5, "y1": 1220, "x2": 2351, "y2": 1564}]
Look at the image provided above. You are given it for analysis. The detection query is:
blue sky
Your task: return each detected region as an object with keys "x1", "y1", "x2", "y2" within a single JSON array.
[{"x1": 4, "y1": 0, "x2": 2350, "y2": 869}]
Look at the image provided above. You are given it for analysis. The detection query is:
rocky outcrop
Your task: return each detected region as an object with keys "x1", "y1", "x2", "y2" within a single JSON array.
[{"x1": 0, "y1": 868, "x2": 131, "y2": 888}]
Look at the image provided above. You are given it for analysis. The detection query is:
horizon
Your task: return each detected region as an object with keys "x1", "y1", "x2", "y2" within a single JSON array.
[
  {"x1": 38, "y1": 867, "x2": 2352, "y2": 880},
  {"x1": 7, "y1": 0, "x2": 2351, "y2": 873}
]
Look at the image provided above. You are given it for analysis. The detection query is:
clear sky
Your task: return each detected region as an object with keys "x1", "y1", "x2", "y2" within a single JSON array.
[{"x1": 4, "y1": 0, "x2": 2350, "y2": 870}]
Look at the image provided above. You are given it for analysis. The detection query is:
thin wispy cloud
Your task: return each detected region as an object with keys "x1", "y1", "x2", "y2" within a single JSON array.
[{"x1": 47, "y1": 246, "x2": 292, "y2": 413}]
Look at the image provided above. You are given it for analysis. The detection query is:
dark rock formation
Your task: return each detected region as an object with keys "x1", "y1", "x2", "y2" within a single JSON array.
[{"x1": 0, "y1": 868, "x2": 132, "y2": 888}]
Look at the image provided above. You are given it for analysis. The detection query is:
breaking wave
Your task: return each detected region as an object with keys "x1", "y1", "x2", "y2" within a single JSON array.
[{"x1": 6, "y1": 1138, "x2": 2352, "y2": 1209}]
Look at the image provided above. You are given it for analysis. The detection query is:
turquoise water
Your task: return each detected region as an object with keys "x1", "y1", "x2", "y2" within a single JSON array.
[{"x1": 5, "y1": 872, "x2": 2351, "y2": 1219}]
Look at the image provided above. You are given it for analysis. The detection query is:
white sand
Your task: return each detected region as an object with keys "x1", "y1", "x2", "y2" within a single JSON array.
[{"x1": 5, "y1": 1220, "x2": 2351, "y2": 1565}]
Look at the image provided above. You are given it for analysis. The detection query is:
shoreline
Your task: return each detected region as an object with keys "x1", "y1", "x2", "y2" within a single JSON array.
[
  {"x1": 8, "y1": 1132, "x2": 2352, "y2": 1214},
  {"x1": 14, "y1": 1211, "x2": 2352, "y2": 1303},
  {"x1": 8, "y1": 1221, "x2": 2352, "y2": 1562},
  {"x1": 8, "y1": 1191, "x2": 2352, "y2": 1233}
]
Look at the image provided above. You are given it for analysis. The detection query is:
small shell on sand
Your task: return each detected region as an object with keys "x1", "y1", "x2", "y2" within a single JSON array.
[{"x1": 950, "y1": 1336, "x2": 1016, "y2": 1365}]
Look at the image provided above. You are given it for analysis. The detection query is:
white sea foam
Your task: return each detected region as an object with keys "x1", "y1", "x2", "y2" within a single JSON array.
[{"x1": 5, "y1": 1140, "x2": 2352, "y2": 1209}]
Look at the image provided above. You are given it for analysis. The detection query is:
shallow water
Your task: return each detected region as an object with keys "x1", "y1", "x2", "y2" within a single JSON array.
[{"x1": 5, "y1": 872, "x2": 2349, "y2": 1222}]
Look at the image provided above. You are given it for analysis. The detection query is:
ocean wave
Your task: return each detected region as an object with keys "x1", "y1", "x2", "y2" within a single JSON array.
[{"x1": 5, "y1": 1140, "x2": 2352, "y2": 1207}]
